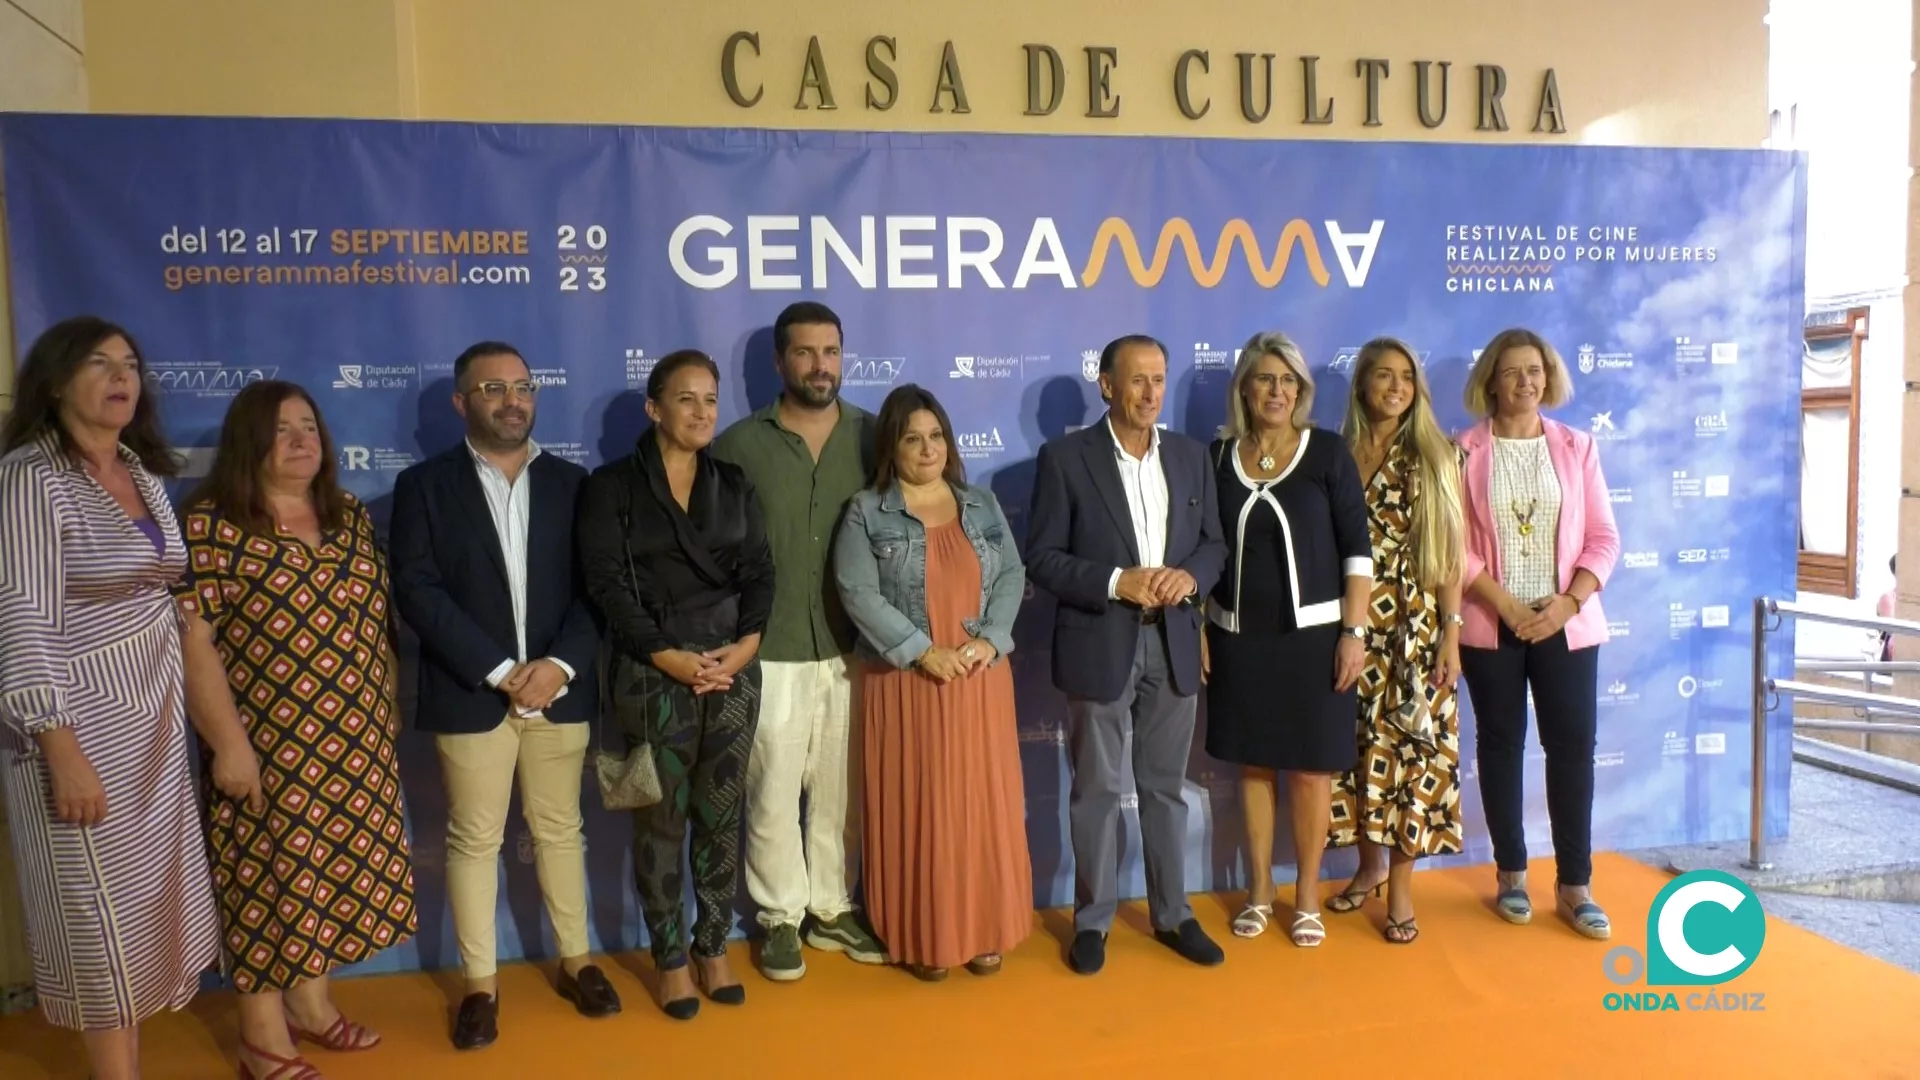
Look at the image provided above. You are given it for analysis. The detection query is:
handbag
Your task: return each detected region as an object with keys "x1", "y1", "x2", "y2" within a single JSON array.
[{"x1": 593, "y1": 458, "x2": 664, "y2": 812}]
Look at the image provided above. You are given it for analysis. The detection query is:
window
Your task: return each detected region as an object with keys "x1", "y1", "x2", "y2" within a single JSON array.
[{"x1": 1798, "y1": 306, "x2": 1868, "y2": 596}]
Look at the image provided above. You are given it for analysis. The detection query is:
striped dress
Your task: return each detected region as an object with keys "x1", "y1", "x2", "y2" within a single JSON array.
[{"x1": 0, "y1": 433, "x2": 220, "y2": 1031}]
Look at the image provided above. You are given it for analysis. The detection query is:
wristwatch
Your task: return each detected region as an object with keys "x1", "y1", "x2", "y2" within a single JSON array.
[
  {"x1": 1442, "y1": 612, "x2": 1465, "y2": 628},
  {"x1": 1340, "y1": 625, "x2": 1366, "y2": 640}
]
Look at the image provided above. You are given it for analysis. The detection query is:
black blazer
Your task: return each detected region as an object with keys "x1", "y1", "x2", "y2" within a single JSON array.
[
  {"x1": 389, "y1": 447, "x2": 600, "y2": 733},
  {"x1": 576, "y1": 430, "x2": 775, "y2": 662},
  {"x1": 1025, "y1": 419, "x2": 1227, "y2": 703},
  {"x1": 1206, "y1": 430, "x2": 1371, "y2": 633}
]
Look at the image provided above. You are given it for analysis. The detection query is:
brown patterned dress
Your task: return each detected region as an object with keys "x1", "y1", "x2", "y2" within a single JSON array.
[
  {"x1": 1329, "y1": 441, "x2": 1463, "y2": 857},
  {"x1": 175, "y1": 494, "x2": 417, "y2": 991}
]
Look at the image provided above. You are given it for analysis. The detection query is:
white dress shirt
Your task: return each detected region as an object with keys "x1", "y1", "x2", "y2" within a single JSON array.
[
  {"x1": 1105, "y1": 417, "x2": 1172, "y2": 599},
  {"x1": 471, "y1": 439, "x2": 573, "y2": 715}
]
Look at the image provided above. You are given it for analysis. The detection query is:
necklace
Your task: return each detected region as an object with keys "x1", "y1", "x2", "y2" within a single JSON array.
[
  {"x1": 1511, "y1": 497, "x2": 1539, "y2": 557},
  {"x1": 1252, "y1": 434, "x2": 1293, "y2": 471},
  {"x1": 1496, "y1": 437, "x2": 1549, "y2": 558}
]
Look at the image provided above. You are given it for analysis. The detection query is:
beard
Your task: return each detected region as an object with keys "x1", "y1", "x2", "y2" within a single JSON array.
[
  {"x1": 474, "y1": 407, "x2": 534, "y2": 449},
  {"x1": 785, "y1": 372, "x2": 841, "y2": 408}
]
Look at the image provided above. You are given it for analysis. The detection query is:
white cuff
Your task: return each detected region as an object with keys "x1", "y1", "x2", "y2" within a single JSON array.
[
  {"x1": 1108, "y1": 568, "x2": 1123, "y2": 600},
  {"x1": 547, "y1": 657, "x2": 576, "y2": 682},
  {"x1": 1343, "y1": 557, "x2": 1374, "y2": 579},
  {"x1": 485, "y1": 658, "x2": 517, "y2": 688}
]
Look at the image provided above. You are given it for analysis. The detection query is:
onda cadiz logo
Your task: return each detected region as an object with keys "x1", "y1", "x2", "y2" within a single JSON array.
[
  {"x1": 667, "y1": 215, "x2": 1386, "y2": 291},
  {"x1": 1602, "y1": 870, "x2": 1767, "y2": 1014}
]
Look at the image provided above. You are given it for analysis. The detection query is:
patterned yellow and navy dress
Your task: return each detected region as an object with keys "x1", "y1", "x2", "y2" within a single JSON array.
[
  {"x1": 176, "y1": 494, "x2": 416, "y2": 991},
  {"x1": 1329, "y1": 441, "x2": 1463, "y2": 857}
]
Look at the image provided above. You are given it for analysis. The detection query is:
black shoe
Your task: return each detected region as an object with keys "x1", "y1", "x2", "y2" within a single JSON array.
[
  {"x1": 451, "y1": 992, "x2": 497, "y2": 1051},
  {"x1": 693, "y1": 958, "x2": 747, "y2": 1006},
  {"x1": 1155, "y1": 918, "x2": 1225, "y2": 966},
  {"x1": 1068, "y1": 930, "x2": 1107, "y2": 975},
  {"x1": 557, "y1": 964, "x2": 622, "y2": 1018}
]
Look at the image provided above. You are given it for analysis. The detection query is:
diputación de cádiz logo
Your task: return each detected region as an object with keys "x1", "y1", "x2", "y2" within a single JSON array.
[
  {"x1": 666, "y1": 214, "x2": 1386, "y2": 291},
  {"x1": 1601, "y1": 870, "x2": 1767, "y2": 1013}
]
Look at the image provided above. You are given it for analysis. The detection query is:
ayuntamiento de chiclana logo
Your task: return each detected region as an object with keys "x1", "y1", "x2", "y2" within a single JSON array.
[{"x1": 1601, "y1": 869, "x2": 1767, "y2": 1013}]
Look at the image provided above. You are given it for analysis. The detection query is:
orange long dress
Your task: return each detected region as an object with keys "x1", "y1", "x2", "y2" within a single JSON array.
[{"x1": 861, "y1": 518, "x2": 1033, "y2": 968}]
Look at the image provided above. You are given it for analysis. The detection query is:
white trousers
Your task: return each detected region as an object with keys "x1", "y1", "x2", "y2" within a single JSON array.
[{"x1": 744, "y1": 656, "x2": 860, "y2": 928}]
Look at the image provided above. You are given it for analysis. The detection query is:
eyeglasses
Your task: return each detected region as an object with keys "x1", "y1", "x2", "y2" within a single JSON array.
[{"x1": 472, "y1": 380, "x2": 539, "y2": 401}]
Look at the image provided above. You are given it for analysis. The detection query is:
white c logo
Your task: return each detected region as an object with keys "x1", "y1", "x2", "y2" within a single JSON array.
[{"x1": 1656, "y1": 879, "x2": 1748, "y2": 977}]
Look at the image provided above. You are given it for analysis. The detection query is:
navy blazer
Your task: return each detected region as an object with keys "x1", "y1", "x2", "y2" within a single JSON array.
[
  {"x1": 389, "y1": 446, "x2": 601, "y2": 733},
  {"x1": 1025, "y1": 419, "x2": 1227, "y2": 703}
]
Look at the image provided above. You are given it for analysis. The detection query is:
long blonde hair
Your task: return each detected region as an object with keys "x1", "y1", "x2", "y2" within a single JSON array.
[{"x1": 1342, "y1": 337, "x2": 1464, "y2": 591}]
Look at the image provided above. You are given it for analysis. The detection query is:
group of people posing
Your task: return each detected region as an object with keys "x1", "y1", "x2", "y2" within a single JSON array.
[{"x1": 0, "y1": 300, "x2": 1619, "y2": 1080}]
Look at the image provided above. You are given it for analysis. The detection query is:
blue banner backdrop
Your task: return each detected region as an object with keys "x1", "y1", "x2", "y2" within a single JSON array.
[{"x1": 1, "y1": 116, "x2": 1805, "y2": 977}]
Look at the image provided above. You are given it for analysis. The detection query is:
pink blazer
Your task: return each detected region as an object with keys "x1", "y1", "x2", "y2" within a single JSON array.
[{"x1": 1457, "y1": 417, "x2": 1620, "y2": 651}]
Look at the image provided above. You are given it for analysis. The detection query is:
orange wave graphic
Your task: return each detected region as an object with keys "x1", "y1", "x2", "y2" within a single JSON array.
[
  {"x1": 1446, "y1": 263, "x2": 1556, "y2": 275},
  {"x1": 1081, "y1": 218, "x2": 1331, "y2": 288}
]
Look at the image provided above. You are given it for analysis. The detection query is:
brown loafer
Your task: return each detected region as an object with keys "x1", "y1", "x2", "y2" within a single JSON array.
[
  {"x1": 451, "y1": 992, "x2": 496, "y2": 1051},
  {"x1": 557, "y1": 964, "x2": 622, "y2": 1018}
]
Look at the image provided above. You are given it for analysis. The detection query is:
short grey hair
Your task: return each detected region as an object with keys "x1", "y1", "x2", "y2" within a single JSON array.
[{"x1": 1219, "y1": 330, "x2": 1316, "y2": 441}]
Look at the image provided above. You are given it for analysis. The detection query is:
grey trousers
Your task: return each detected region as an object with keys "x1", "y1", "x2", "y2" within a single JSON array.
[{"x1": 1067, "y1": 624, "x2": 1197, "y2": 934}]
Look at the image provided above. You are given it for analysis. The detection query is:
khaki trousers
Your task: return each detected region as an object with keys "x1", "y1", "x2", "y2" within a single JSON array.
[{"x1": 436, "y1": 713, "x2": 592, "y2": 980}]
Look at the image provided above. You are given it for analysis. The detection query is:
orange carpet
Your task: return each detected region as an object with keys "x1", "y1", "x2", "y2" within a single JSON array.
[{"x1": 3, "y1": 853, "x2": 1918, "y2": 1078}]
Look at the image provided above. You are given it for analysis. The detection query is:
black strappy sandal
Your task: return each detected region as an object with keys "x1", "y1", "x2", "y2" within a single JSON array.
[{"x1": 1326, "y1": 880, "x2": 1385, "y2": 914}]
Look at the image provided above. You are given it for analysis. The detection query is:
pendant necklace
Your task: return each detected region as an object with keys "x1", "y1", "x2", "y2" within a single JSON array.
[
  {"x1": 1502, "y1": 438, "x2": 1547, "y2": 558},
  {"x1": 1511, "y1": 496, "x2": 1539, "y2": 558},
  {"x1": 1255, "y1": 435, "x2": 1289, "y2": 471}
]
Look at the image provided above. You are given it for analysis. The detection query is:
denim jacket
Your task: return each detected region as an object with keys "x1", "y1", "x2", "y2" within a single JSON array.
[{"x1": 832, "y1": 481, "x2": 1025, "y2": 671}]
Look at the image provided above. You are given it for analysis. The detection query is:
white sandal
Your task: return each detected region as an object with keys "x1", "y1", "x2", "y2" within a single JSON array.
[
  {"x1": 1289, "y1": 910, "x2": 1326, "y2": 948},
  {"x1": 1231, "y1": 902, "x2": 1273, "y2": 938}
]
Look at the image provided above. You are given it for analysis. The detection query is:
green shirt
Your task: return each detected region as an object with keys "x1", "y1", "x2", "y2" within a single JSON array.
[{"x1": 712, "y1": 398, "x2": 875, "y2": 662}]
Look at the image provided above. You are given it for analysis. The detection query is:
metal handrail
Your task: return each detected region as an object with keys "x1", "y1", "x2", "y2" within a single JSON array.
[
  {"x1": 1771, "y1": 599, "x2": 1920, "y2": 637},
  {"x1": 1768, "y1": 679, "x2": 1920, "y2": 718},
  {"x1": 1794, "y1": 659, "x2": 1920, "y2": 674},
  {"x1": 1794, "y1": 719, "x2": 1920, "y2": 736},
  {"x1": 1749, "y1": 596, "x2": 1920, "y2": 871}
]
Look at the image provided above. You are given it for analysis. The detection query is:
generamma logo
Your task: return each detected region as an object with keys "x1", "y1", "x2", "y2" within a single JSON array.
[{"x1": 667, "y1": 214, "x2": 1385, "y2": 291}]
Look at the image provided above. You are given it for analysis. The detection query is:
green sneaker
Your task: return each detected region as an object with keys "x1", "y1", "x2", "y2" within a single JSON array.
[
  {"x1": 805, "y1": 912, "x2": 887, "y2": 964},
  {"x1": 760, "y1": 923, "x2": 806, "y2": 982}
]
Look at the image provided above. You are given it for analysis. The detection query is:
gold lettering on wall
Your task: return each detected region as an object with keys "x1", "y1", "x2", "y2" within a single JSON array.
[
  {"x1": 931, "y1": 41, "x2": 970, "y2": 114},
  {"x1": 715, "y1": 31, "x2": 1569, "y2": 135},
  {"x1": 1174, "y1": 50, "x2": 1210, "y2": 121},
  {"x1": 1025, "y1": 44, "x2": 1065, "y2": 117}
]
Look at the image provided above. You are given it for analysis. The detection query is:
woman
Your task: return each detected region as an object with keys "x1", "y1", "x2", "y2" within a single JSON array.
[
  {"x1": 832, "y1": 383, "x2": 1030, "y2": 981},
  {"x1": 1326, "y1": 337, "x2": 1467, "y2": 944},
  {"x1": 1203, "y1": 332, "x2": 1372, "y2": 948},
  {"x1": 0, "y1": 317, "x2": 257, "y2": 1080},
  {"x1": 176, "y1": 380, "x2": 417, "y2": 1078},
  {"x1": 577, "y1": 349, "x2": 771, "y2": 1020},
  {"x1": 1456, "y1": 328, "x2": 1620, "y2": 940}
]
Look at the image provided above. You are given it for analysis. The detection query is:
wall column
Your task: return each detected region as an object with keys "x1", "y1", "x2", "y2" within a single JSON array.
[{"x1": 1902, "y1": 0, "x2": 1920, "y2": 639}]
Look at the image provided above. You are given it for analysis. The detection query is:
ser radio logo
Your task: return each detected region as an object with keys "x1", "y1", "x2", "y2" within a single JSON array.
[{"x1": 1601, "y1": 870, "x2": 1767, "y2": 1014}]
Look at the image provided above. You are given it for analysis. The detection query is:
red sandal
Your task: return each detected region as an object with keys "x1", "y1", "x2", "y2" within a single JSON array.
[
  {"x1": 238, "y1": 1036, "x2": 323, "y2": 1079},
  {"x1": 287, "y1": 1013, "x2": 382, "y2": 1052}
]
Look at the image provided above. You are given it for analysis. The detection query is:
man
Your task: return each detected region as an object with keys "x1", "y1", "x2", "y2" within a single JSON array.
[
  {"x1": 1025, "y1": 333, "x2": 1228, "y2": 975},
  {"x1": 712, "y1": 301, "x2": 887, "y2": 981},
  {"x1": 389, "y1": 341, "x2": 619, "y2": 1049}
]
